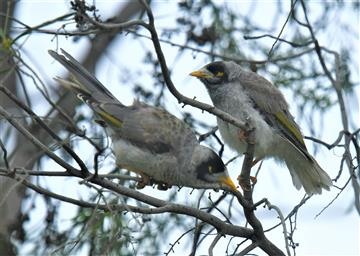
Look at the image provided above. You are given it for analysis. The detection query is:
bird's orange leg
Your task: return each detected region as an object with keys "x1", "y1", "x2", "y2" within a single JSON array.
[
  {"x1": 251, "y1": 157, "x2": 262, "y2": 167},
  {"x1": 236, "y1": 130, "x2": 260, "y2": 190},
  {"x1": 136, "y1": 173, "x2": 170, "y2": 190},
  {"x1": 247, "y1": 157, "x2": 264, "y2": 185},
  {"x1": 237, "y1": 175, "x2": 257, "y2": 191},
  {"x1": 118, "y1": 164, "x2": 153, "y2": 189},
  {"x1": 238, "y1": 129, "x2": 248, "y2": 141},
  {"x1": 237, "y1": 159, "x2": 262, "y2": 190}
]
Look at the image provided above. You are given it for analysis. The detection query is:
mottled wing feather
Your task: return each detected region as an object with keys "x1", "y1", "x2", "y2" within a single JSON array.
[
  {"x1": 239, "y1": 70, "x2": 288, "y2": 113},
  {"x1": 100, "y1": 102, "x2": 196, "y2": 155},
  {"x1": 50, "y1": 50, "x2": 196, "y2": 161},
  {"x1": 50, "y1": 50, "x2": 193, "y2": 157},
  {"x1": 240, "y1": 70, "x2": 311, "y2": 160},
  {"x1": 274, "y1": 111, "x2": 306, "y2": 148},
  {"x1": 263, "y1": 110, "x2": 312, "y2": 161}
]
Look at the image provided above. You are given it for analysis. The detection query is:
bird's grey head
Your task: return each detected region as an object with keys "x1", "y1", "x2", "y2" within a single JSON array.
[
  {"x1": 191, "y1": 145, "x2": 237, "y2": 190},
  {"x1": 190, "y1": 61, "x2": 241, "y2": 88}
]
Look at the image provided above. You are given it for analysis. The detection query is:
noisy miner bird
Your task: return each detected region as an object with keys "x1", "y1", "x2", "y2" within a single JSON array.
[
  {"x1": 48, "y1": 49, "x2": 237, "y2": 191},
  {"x1": 190, "y1": 61, "x2": 332, "y2": 195}
]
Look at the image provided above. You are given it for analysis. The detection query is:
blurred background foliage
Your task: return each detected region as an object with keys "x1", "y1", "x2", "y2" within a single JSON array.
[{"x1": 0, "y1": 0, "x2": 358, "y2": 255}]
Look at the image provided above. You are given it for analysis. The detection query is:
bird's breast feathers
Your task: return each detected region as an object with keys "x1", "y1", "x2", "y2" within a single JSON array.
[
  {"x1": 213, "y1": 82, "x2": 277, "y2": 156},
  {"x1": 113, "y1": 139, "x2": 179, "y2": 181}
]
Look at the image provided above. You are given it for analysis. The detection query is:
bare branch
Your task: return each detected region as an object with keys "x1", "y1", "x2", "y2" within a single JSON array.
[
  {"x1": 265, "y1": 200, "x2": 291, "y2": 256},
  {"x1": 165, "y1": 228, "x2": 195, "y2": 255},
  {"x1": 0, "y1": 84, "x2": 89, "y2": 175},
  {"x1": 232, "y1": 129, "x2": 285, "y2": 255},
  {"x1": 299, "y1": 0, "x2": 359, "y2": 215},
  {"x1": 0, "y1": 167, "x2": 141, "y2": 182},
  {"x1": 0, "y1": 105, "x2": 80, "y2": 173},
  {"x1": 267, "y1": 0, "x2": 299, "y2": 58},
  {"x1": 244, "y1": 33, "x2": 312, "y2": 48},
  {"x1": 0, "y1": 138, "x2": 9, "y2": 169},
  {"x1": 304, "y1": 131, "x2": 345, "y2": 150},
  {"x1": 0, "y1": 168, "x2": 254, "y2": 239},
  {"x1": 83, "y1": 14, "x2": 149, "y2": 30},
  {"x1": 139, "y1": 0, "x2": 248, "y2": 132},
  {"x1": 316, "y1": 175, "x2": 354, "y2": 218},
  {"x1": 236, "y1": 242, "x2": 258, "y2": 256},
  {"x1": 208, "y1": 233, "x2": 222, "y2": 256}
]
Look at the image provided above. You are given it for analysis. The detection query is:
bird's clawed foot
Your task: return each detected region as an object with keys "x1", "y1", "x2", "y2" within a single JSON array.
[
  {"x1": 251, "y1": 157, "x2": 262, "y2": 167},
  {"x1": 237, "y1": 129, "x2": 248, "y2": 142},
  {"x1": 136, "y1": 175, "x2": 172, "y2": 190},
  {"x1": 250, "y1": 176, "x2": 257, "y2": 185},
  {"x1": 157, "y1": 183, "x2": 172, "y2": 190},
  {"x1": 238, "y1": 129, "x2": 257, "y2": 144},
  {"x1": 237, "y1": 175, "x2": 257, "y2": 191},
  {"x1": 136, "y1": 174, "x2": 151, "y2": 189}
]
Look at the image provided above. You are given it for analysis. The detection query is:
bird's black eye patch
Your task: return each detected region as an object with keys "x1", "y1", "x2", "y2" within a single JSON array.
[
  {"x1": 209, "y1": 153, "x2": 226, "y2": 174},
  {"x1": 206, "y1": 61, "x2": 225, "y2": 76},
  {"x1": 196, "y1": 151, "x2": 226, "y2": 181}
]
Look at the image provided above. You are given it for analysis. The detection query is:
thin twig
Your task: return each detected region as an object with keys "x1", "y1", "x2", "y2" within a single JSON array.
[
  {"x1": 0, "y1": 105, "x2": 81, "y2": 173},
  {"x1": 236, "y1": 242, "x2": 258, "y2": 256},
  {"x1": 265, "y1": 200, "x2": 291, "y2": 256},
  {"x1": 299, "y1": 0, "x2": 359, "y2": 214},
  {"x1": 0, "y1": 84, "x2": 89, "y2": 175},
  {"x1": 244, "y1": 33, "x2": 312, "y2": 48},
  {"x1": 304, "y1": 131, "x2": 345, "y2": 150},
  {"x1": 0, "y1": 138, "x2": 9, "y2": 169},
  {"x1": 208, "y1": 233, "x2": 222, "y2": 256},
  {"x1": 267, "y1": 0, "x2": 299, "y2": 58},
  {"x1": 164, "y1": 228, "x2": 195, "y2": 255}
]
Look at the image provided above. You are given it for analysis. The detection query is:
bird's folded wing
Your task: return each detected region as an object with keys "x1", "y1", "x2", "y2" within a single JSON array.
[
  {"x1": 100, "y1": 102, "x2": 196, "y2": 155},
  {"x1": 240, "y1": 70, "x2": 312, "y2": 161},
  {"x1": 274, "y1": 111, "x2": 313, "y2": 159},
  {"x1": 239, "y1": 70, "x2": 288, "y2": 113}
]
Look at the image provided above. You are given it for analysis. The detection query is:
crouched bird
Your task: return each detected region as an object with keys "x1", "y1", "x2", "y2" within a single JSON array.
[
  {"x1": 49, "y1": 49, "x2": 237, "y2": 191},
  {"x1": 190, "y1": 61, "x2": 332, "y2": 195}
]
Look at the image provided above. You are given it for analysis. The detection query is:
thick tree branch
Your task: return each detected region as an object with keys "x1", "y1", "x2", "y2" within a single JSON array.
[
  {"x1": 0, "y1": 168, "x2": 254, "y2": 239},
  {"x1": 233, "y1": 130, "x2": 286, "y2": 255}
]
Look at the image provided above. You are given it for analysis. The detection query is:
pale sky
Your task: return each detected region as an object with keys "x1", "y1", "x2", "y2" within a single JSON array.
[{"x1": 13, "y1": 1, "x2": 359, "y2": 255}]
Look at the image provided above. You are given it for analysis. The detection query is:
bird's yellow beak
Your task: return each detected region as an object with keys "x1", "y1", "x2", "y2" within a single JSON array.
[
  {"x1": 220, "y1": 176, "x2": 238, "y2": 191},
  {"x1": 189, "y1": 70, "x2": 213, "y2": 79}
]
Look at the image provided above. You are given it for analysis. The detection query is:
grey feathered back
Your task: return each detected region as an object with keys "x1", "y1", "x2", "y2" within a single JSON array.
[{"x1": 223, "y1": 61, "x2": 288, "y2": 114}]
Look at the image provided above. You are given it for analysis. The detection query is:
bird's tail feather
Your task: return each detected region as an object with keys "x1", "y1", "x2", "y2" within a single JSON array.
[
  {"x1": 49, "y1": 49, "x2": 120, "y2": 104},
  {"x1": 54, "y1": 76, "x2": 91, "y2": 99},
  {"x1": 286, "y1": 156, "x2": 332, "y2": 195}
]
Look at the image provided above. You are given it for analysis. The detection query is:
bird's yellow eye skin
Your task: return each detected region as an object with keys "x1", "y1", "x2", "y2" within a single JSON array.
[
  {"x1": 208, "y1": 165, "x2": 213, "y2": 173},
  {"x1": 215, "y1": 72, "x2": 224, "y2": 77}
]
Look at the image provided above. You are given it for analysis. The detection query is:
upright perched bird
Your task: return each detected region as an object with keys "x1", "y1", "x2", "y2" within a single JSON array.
[
  {"x1": 48, "y1": 50, "x2": 237, "y2": 191},
  {"x1": 190, "y1": 61, "x2": 332, "y2": 195}
]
